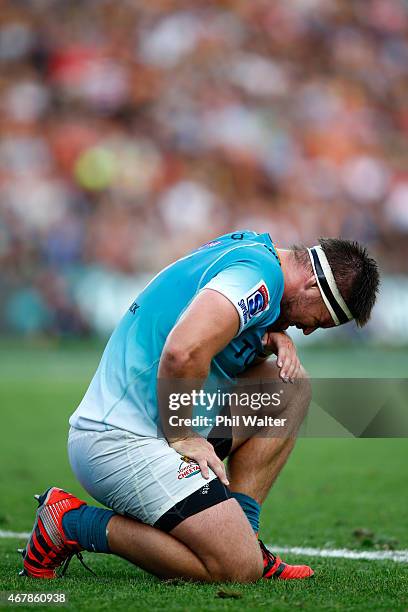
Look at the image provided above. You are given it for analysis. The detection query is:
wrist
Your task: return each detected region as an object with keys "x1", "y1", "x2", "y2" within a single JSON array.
[
  {"x1": 258, "y1": 347, "x2": 275, "y2": 358},
  {"x1": 167, "y1": 431, "x2": 200, "y2": 444}
]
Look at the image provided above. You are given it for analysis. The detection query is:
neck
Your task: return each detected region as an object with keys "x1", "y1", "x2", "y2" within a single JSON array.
[{"x1": 276, "y1": 249, "x2": 300, "y2": 301}]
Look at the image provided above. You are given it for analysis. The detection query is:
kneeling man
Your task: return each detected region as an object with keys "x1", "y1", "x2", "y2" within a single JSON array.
[{"x1": 20, "y1": 231, "x2": 379, "y2": 582}]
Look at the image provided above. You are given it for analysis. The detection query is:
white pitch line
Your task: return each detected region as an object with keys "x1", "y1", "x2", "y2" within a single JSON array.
[
  {"x1": 0, "y1": 530, "x2": 30, "y2": 539},
  {"x1": 273, "y1": 546, "x2": 408, "y2": 563},
  {"x1": 0, "y1": 531, "x2": 406, "y2": 563}
]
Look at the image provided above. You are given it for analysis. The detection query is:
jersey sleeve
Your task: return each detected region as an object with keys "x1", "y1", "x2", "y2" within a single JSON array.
[{"x1": 201, "y1": 257, "x2": 283, "y2": 335}]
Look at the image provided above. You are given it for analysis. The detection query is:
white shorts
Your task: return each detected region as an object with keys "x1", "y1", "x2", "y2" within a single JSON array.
[{"x1": 67, "y1": 427, "x2": 230, "y2": 530}]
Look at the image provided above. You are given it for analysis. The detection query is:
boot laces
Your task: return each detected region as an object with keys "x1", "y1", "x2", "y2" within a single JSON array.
[{"x1": 58, "y1": 552, "x2": 97, "y2": 578}]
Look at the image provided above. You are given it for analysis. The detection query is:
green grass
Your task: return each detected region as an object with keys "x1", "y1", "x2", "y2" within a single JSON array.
[
  {"x1": 0, "y1": 340, "x2": 407, "y2": 611},
  {"x1": 1, "y1": 548, "x2": 407, "y2": 612}
]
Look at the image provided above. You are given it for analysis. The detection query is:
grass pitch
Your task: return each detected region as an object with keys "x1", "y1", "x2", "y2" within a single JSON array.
[{"x1": 0, "y1": 341, "x2": 407, "y2": 611}]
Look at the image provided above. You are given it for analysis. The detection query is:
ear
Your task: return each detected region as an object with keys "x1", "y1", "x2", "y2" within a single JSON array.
[{"x1": 305, "y1": 274, "x2": 318, "y2": 291}]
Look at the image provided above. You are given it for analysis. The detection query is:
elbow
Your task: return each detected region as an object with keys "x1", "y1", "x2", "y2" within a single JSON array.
[{"x1": 160, "y1": 342, "x2": 208, "y2": 377}]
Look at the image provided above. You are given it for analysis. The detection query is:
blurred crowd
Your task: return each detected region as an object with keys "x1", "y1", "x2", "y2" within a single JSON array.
[{"x1": 1, "y1": 0, "x2": 408, "y2": 335}]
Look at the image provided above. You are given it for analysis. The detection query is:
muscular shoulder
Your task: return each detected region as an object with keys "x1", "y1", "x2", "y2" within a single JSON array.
[{"x1": 200, "y1": 242, "x2": 283, "y2": 335}]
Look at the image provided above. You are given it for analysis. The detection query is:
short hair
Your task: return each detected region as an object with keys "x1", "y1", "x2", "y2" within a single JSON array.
[{"x1": 293, "y1": 239, "x2": 380, "y2": 327}]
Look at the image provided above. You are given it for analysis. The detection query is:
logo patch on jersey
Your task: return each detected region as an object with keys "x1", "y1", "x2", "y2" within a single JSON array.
[
  {"x1": 129, "y1": 300, "x2": 140, "y2": 314},
  {"x1": 238, "y1": 281, "x2": 270, "y2": 326},
  {"x1": 198, "y1": 240, "x2": 221, "y2": 250},
  {"x1": 177, "y1": 457, "x2": 201, "y2": 479}
]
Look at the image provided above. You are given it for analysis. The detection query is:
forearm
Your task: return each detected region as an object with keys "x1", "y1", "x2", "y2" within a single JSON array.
[
  {"x1": 157, "y1": 351, "x2": 229, "y2": 485},
  {"x1": 157, "y1": 350, "x2": 211, "y2": 442}
]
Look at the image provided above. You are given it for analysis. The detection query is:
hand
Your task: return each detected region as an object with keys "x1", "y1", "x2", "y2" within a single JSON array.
[
  {"x1": 262, "y1": 331, "x2": 301, "y2": 383},
  {"x1": 169, "y1": 437, "x2": 229, "y2": 486}
]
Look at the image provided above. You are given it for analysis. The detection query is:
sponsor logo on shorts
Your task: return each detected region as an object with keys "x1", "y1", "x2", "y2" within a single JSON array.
[
  {"x1": 178, "y1": 456, "x2": 201, "y2": 479},
  {"x1": 238, "y1": 281, "x2": 270, "y2": 325}
]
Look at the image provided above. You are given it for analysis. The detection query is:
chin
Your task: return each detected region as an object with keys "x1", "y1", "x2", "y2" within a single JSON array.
[{"x1": 268, "y1": 321, "x2": 290, "y2": 332}]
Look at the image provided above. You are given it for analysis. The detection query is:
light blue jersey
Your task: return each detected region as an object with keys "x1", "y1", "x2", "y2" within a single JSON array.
[{"x1": 69, "y1": 231, "x2": 284, "y2": 437}]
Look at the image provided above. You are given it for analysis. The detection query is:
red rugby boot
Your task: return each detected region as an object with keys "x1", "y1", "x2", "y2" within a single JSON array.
[
  {"x1": 19, "y1": 487, "x2": 89, "y2": 579},
  {"x1": 259, "y1": 540, "x2": 314, "y2": 580}
]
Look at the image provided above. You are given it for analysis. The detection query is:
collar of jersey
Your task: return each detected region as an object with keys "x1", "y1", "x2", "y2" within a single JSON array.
[{"x1": 261, "y1": 233, "x2": 281, "y2": 266}]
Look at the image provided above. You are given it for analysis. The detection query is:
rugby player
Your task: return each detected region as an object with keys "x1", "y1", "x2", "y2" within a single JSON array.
[{"x1": 20, "y1": 231, "x2": 379, "y2": 582}]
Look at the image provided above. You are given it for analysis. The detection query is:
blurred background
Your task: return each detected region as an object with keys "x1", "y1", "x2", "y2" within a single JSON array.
[
  {"x1": 1, "y1": 5, "x2": 407, "y2": 593},
  {"x1": 1, "y1": 0, "x2": 408, "y2": 344}
]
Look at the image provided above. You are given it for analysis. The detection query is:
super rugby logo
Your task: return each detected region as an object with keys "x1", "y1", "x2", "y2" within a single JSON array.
[
  {"x1": 248, "y1": 283, "x2": 269, "y2": 317},
  {"x1": 177, "y1": 456, "x2": 201, "y2": 479},
  {"x1": 238, "y1": 281, "x2": 270, "y2": 325}
]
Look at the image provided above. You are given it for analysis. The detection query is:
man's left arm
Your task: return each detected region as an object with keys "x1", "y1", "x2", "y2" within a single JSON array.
[{"x1": 252, "y1": 331, "x2": 301, "y2": 383}]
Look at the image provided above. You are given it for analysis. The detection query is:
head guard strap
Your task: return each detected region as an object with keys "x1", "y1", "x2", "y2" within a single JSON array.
[{"x1": 307, "y1": 246, "x2": 353, "y2": 326}]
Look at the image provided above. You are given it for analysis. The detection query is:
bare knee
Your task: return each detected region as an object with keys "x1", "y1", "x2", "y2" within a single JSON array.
[
  {"x1": 171, "y1": 499, "x2": 263, "y2": 584},
  {"x1": 296, "y1": 365, "x2": 312, "y2": 414},
  {"x1": 260, "y1": 363, "x2": 311, "y2": 432},
  {"x1": 199, "y1": 528, "x2": 263, "y2": 582},
  {"x1": 247, "y1": 359, "x2": 311, "y2": 408},
  {"x1": 208, "y1": 551, "x2": 263, "y2": 583}
]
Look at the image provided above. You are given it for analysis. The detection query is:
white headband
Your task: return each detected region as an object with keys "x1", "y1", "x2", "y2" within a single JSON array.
[{"x1": 307, "y1": 246, "x2": 353, "y2": 326}]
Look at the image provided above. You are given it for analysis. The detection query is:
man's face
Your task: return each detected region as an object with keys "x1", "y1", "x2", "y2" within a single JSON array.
[{"x1": 271, "y1": 292, "x2": 336, "y2": 335}]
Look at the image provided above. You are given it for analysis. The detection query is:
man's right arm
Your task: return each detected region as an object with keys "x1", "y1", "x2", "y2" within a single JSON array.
[{"x1": 158, "y1": 288, "x2": 239, "y2": 485}]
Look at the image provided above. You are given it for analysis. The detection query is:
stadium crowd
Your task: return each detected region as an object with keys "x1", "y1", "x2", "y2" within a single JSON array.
[{"x1": 1, "y1": 0, "x2": 408, "y2": 335}]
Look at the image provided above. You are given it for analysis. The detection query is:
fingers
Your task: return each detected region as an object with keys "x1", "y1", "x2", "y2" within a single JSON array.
[
  {"x1": 183, "y1": 441, "x2": 229, "y2": 486},
  {"x1": 207, "y1": 454, "x2": 229, "y2": 486},
  {"x1": 195, "y1": 453, "x2": 229, "y2": 485},
  {"x1": 277, "y1": 347, "x2": 291, "y2": 382},
  {"x1": 278, "y1": 346, "x2": 300, "y2": 383},
  {"x1": 286, "y1": 357, "x2": 300, "y2": 382},
  {"x1": 197, "y1": 456, "x2": 210, "y2": 480}
]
